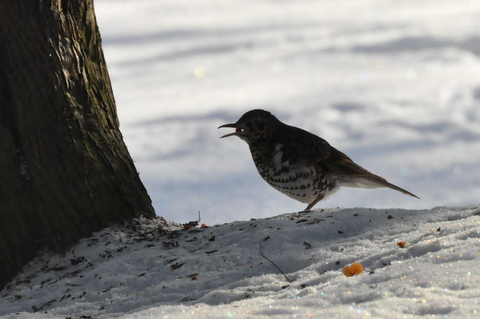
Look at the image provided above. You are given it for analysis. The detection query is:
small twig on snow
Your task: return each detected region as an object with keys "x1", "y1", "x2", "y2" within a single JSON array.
[{"x1": 259, "y1": 238, "x2": 292, "y2": 283}]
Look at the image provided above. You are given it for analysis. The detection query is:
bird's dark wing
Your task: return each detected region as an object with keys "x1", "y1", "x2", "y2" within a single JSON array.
[
  {"x1": 321, "y1": 147, "x2": 379, "y2": 178},
  {"x1": 282, "y1": 126, "x2": 376, "y2": 178},
  {"x1": 321, "y1": 147, "x2": 420, "y2": 198},
  {"x1": 277, "y1": 125, "x2": 331, "y2": 166}
]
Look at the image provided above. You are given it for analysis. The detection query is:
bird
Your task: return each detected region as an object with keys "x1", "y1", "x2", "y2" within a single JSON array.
[{"x1": 218, "y1": 109, "x2": 419, "y2": 211}]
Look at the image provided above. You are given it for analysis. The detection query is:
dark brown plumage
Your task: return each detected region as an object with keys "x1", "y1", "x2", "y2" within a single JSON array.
[{"x1": 219, "y1": 109, "x2": 419, "y2": 211}]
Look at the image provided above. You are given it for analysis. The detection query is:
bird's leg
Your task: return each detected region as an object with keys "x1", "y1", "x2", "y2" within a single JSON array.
[{"x1": 305, "y1": 194, "x2": 324, "y2": 211}]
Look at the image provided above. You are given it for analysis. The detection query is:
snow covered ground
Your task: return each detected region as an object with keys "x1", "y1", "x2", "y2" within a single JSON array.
[
  {"x1": 1, "y1": 205, "x2": 479, "y2": 318},
  {"x1": 3, "y1": 0, "x2": 480, "y2": 318},
  {"x1": 91, "y1": 0, "x2": 479, "y2": 225}
]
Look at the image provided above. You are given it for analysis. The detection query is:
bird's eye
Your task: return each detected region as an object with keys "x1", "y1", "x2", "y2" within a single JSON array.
[{"x1": 245, "y1": 121, "x2": 253, "y2": 128}]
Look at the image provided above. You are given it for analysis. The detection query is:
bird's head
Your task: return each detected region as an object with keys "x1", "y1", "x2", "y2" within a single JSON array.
[{"x1": 218, "y1": 109, "x2": 278, "y2": 144}]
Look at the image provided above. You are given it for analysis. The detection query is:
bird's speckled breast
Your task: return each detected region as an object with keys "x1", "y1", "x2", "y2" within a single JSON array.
[{"x1": 250, "y1": 142, "x2": 331, "y2": 204}]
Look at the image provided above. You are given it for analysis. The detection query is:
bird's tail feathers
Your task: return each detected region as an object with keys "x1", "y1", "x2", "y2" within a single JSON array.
[{"x1": 385, "y1": 181, "x2": 420, "y2": 199}]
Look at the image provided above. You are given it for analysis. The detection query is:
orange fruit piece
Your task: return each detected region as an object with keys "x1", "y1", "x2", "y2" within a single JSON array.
[
  {"x1": 343, "y1": 263, "x2": 364, "y2": 277},
  {"x1": 397, "y1": 241, "x2": 406, "y2": 248},
  {"x1": 343, "y1": 265, "x2": 353, "y2": 276}
]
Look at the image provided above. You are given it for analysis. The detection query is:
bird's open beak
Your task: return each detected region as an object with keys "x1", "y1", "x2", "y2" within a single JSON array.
[{"x1": 218, "y1": 123, "x2": 243, "y2": 138}]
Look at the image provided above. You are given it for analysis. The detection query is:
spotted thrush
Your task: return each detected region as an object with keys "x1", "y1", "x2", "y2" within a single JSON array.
[{"x1": 219, "y1": 109, "x2": 419, "y2": 211}]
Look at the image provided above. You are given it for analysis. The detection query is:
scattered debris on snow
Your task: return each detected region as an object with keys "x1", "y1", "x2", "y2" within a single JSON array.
[{"x1": 1, "y1": 206, "x2": 479, "y2": 318}]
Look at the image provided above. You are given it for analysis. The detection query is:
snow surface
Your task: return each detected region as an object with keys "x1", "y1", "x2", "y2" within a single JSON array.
[
  {"x1": 1, "y1": 206, "x2": 479, "y2": 318},
  {"x1": 93, "y1": 0, "x2": 480, "y2": 225}
]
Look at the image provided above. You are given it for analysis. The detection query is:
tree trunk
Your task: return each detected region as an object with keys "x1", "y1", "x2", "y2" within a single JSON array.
[{"x1": 0, "y1": 0, "x2": 155, "y2": 289}]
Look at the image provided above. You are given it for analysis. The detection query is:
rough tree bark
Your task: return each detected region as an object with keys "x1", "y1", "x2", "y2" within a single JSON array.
[{"x1": 0, "y1": 0, "x2": 155, "y2": 289}]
